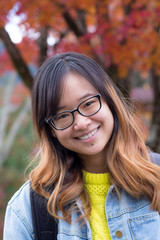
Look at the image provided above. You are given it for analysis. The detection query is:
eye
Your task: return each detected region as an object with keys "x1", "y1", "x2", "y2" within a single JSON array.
[
  {"x1": 83, "y1": 100, "x2": 95, "y2": 108},
  {"x1": 57, "y1": 113, "x2": 70, "y2": 120}
]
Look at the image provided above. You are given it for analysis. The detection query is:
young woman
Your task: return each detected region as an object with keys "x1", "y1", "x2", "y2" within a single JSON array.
[{"x1": 3, "y1": 52, "x2": 160, "y2": 239}]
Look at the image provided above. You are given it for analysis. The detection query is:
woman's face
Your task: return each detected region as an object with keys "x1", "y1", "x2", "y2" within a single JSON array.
[{"x1": 52, "y1": 72, "x2": 114, "y2": 171}]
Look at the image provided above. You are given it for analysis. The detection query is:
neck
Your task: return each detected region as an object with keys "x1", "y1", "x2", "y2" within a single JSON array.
[{"x1": 79, "y1": 153, "x2": 108, "y2": 173}]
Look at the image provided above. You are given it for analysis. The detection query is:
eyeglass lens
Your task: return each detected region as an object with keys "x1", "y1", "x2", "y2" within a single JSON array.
[{"x1": 52, "y1": 95, "x2": 101, "y2": 130}]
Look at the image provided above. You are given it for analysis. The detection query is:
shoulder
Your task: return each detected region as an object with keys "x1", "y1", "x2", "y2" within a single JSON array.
[
  {"x1": 8, "y1": 180, "x2": 31, "y2": 213},
  {"x1": 4, "y1": 181, "x2": 34, "y2": 239},
  {"x1": 149, "y1": 152, "x2": 160, "y2": 166},
  {"x1": 9, "y1": 180, "x2": 30, "y2": 200}
]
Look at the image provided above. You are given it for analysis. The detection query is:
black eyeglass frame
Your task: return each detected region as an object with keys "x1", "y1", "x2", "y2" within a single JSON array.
[{"x1": 45, "y1": 94, "x2": 102, "y2": 130}]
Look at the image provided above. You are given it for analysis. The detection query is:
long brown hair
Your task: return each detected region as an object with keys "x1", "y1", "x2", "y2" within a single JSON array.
[{"x1": 30, "y1": 52, "x2": 160, "y2": 223}]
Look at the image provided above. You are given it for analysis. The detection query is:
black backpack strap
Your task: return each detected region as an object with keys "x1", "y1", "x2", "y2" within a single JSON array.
[{"x1": 30, "y1": 185, "x2": 58, "y2": 240}]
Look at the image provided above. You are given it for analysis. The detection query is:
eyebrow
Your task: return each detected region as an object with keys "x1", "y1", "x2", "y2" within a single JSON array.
[{"x1": 57, "y1": 92, "x2": 96, "y2": 111}]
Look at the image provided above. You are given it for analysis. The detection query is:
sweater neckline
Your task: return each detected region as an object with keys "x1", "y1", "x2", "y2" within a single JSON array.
[{"x1": 82, "y1": 169, "x2": 110, "y2": 185}]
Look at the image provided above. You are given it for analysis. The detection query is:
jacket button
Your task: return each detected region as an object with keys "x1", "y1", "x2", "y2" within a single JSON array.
[{"x1": 115, "y1": 230, "x2": 123, "y2": 238}]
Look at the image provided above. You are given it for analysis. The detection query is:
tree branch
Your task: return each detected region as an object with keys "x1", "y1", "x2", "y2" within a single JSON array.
[
  {"x1": 53, "y1": 29, "x2": 69, "y2": 50},
  {"x1": 62, "y1": 11, "x2": 84, "y2": 37},
  {"x1": 0, "y1": 27, "x2": 33, "y2": 89},
  {"x1": 0, "y1": 73, "x2": 16, "y2": 149},
  {"x1": 76, "y1": 9, "x2": 87, "y2": 35},
  {"x1": 37, "y1": 26, "x2": 49, "y2": 66}
]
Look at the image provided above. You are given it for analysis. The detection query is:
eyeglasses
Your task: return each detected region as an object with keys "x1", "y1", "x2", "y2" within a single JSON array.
[{"x1": 45, "y1": 94, "x2": 101, "y2": 130}]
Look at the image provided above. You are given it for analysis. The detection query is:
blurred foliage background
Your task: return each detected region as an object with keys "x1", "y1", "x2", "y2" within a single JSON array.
[
  {"x1": 0, "y1": 0, "x2": 160, "y2": 239},
  {"x1": 0, "y1": 76, "x2": 34, "y2": 239}
]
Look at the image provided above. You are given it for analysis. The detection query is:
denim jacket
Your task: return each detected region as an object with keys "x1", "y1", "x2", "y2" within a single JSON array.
[{"x1": 3, "y1": 153, "x2": 160, "y2": 240}]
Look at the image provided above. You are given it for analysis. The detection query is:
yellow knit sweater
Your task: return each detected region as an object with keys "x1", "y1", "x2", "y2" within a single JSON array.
[{"x1": 83, "y1": 170, "x2": 111, "y2": 240}]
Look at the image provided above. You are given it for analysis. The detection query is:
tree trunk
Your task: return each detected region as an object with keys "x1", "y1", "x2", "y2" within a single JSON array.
[
  {"x1": 62, "y1": 11, "x2": 83, "y2": 37},
  {"x1": 107, "y1": 64, "x2": 131, "y2": 99},
  {"x1": 0, "y1": 27, "x2": 33, "y2": 89},
  {"x1": 37, "y1": 26, "x2": 49, "y2": 66},
  {"x1": 0, "y1": 73, "x2": 31, "y2": 166},
  {"x1": 146, "y1": 71, "x2": 160, "y2": 153}
]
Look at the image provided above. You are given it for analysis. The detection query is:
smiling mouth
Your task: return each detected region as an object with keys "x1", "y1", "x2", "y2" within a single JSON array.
[{"x1": 77, "y1": 128, "x2": 98, "y2": 140}]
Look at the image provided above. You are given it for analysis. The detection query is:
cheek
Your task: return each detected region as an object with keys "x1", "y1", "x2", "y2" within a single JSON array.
[
  {"x1": 108, "y1": 111, "x2": 114, "y2": 127},
  {"x1": 108, "y1": 113, "x2": 114, "y2": 133},
  {"x1": 55, "y1": 130, "x2": 71, "y2": 145},
  {"x1": 100, "y1": 104, "x2": 114, "y2": 122},
  {"x1": 109, "y1": 117, "x2": 114, "y2": 136},
  {"x1": 101, "y1": 107, "x2": 114, "y2": 132}
]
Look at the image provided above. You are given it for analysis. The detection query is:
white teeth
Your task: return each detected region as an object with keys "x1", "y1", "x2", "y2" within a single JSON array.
[{"x1": 78, "y1": 128, "x2": 98, "y2": 140}]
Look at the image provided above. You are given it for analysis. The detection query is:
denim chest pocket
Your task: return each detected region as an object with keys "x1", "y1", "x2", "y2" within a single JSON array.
[
  {"x1": 58, "y1": 222, "x2": 92, "y2": 240},
  {"x1": 128, "y1": 212, "x2": 160, "y2": 240},
  {"x1": 58, "y1": 228, "x2": 90, "y2": 240}
]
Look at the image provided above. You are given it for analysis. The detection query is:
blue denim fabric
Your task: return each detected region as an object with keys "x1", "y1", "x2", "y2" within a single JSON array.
[
  {"x1": 3, "y1": 152, "x2": 160, "y2": 239},
  {"x1": 3, "y1": 181, "x2": 34, "y2": 240},
  {"x1": 3, "y1": 180, "x2": 160, "y2": 240}
]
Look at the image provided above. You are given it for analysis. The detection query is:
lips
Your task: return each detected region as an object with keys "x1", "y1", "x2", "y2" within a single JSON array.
[{"x1": 77, "y1": 128, "x2": 98, "y2": 140}]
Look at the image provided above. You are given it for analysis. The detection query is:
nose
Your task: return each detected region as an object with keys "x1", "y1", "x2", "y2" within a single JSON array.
[{"x1": 73, "y1": 112, "x2": 91, "y2": 131}]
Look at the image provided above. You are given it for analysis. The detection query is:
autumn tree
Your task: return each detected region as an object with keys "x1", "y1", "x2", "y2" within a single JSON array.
[
  {"x1": 0, "y1": 73, "x2": 30, "y2": 167},
  {"x1": 0, "y1": 0, "x2": 160, "y2": 151}
]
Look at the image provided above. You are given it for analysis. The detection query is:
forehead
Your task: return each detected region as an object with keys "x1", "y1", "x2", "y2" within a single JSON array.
[{"x1": 58, "y1": 72, "x2": 98, "y2": 108}]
